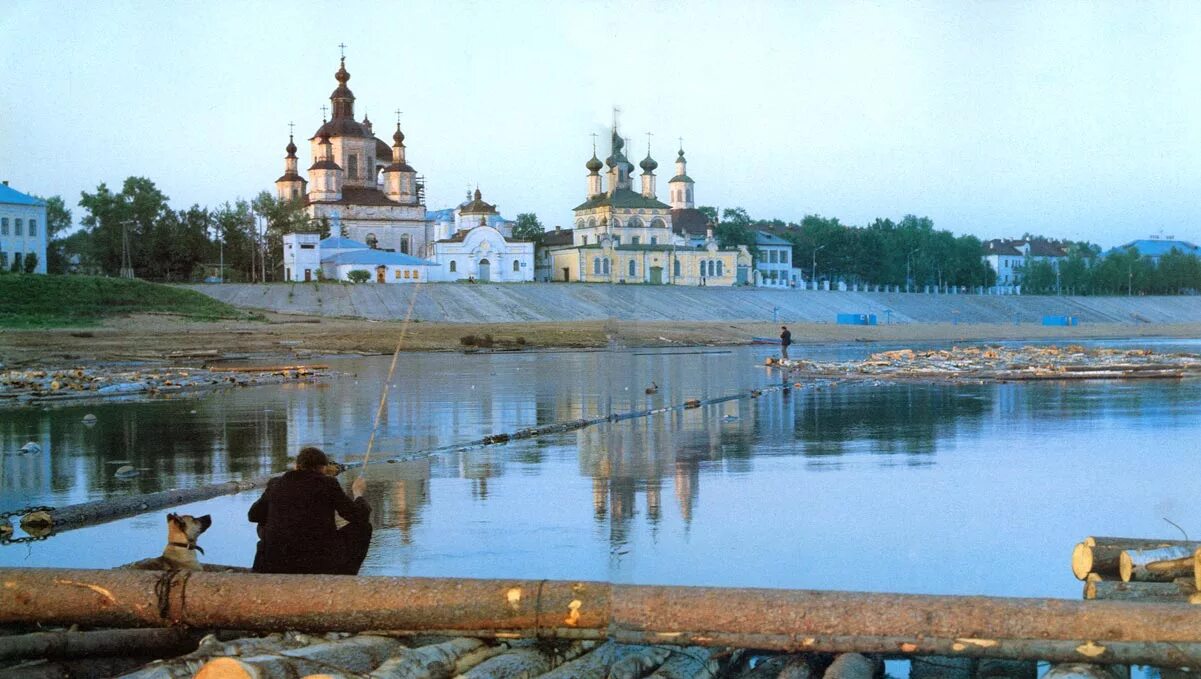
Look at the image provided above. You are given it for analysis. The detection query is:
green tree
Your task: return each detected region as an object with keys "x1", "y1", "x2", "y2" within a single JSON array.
[
  {"x1": 1020, "y1": 259, "x2": 1057, "y2": 293},
  {"x1": 347, "y1": 269, "x2": 371, "y2": 284},
  {"x1": 253, "y1": 191, "x2": 315, "y2": 281},
  {"x1": 512, "y1": 213, "x2": 545, "y2": 242},
  {"x1": 696, "y1": 206, "x2": 718, "y2": 223},
  {"x1": 22, "y1": 252, "x2": 38, "y2": 274},
  {"x1": 78, "y1": 177, "x2": 173, "y2": 277},
  {"x1": 715, "y1": 207, "x2": 757, "y2": 251},
  {"x1": 34, "y1": 195, "x2": 74, "y2": 274}
]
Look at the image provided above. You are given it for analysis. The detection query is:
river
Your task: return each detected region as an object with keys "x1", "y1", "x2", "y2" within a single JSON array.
[{"x1": 3, "y1": 341, "x2": 1199, "y2": 601}]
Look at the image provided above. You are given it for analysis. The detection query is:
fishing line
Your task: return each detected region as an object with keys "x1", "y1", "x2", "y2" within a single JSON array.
[{"x1": 358, "y1": 281, "x2": 422, "y2": 480}]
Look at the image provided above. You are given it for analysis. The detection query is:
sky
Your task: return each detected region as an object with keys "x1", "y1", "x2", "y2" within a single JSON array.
[{"x1": 2, "y1": 1, "x2": 1200, "y2": 247}]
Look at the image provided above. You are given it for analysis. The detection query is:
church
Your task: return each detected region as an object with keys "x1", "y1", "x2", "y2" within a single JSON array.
[
  {"x1": 274, "y1": 55, "x2": 534, "y2": 283},
  {"x1": 542, "y1": 126, "x2": 749, "y2": 285}
]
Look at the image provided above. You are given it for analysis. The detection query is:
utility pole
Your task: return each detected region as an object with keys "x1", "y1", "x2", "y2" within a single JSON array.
[
  {"x1": 119, "y1": 219, "x2": 135, "y2": 279},
  {"x1": 906, "y1": 248, "x2": 920, "y2": 293},
  {"x1": 811, "y1": 245, "x2": 826, "y2": 290}
]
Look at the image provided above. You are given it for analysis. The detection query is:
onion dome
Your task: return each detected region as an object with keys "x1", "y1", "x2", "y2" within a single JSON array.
[
  {"x1": 677, "y1": 148, "x2": 686, "y2": 160},
  {"x1": 640, "y1": 154, "x2": 658, "y2": 173},
  {"x1": 335, "y1": 57, "x2": 350, "y2": 85},
  {"x1": 285, "y1": 135, "x2": 297, "y2": 158},
  {"x1": 586, "y1": 154, "x2": 603, "y2": 173},
  {"x1": 393, "y1": 124, "x2": 405, "y2": 145}
]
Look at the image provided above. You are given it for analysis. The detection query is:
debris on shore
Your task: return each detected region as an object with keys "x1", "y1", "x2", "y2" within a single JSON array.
[
  {"x1": 767, "y1": 345, "x2": 1201, "y2": 382},
  {"x1": 0, "y1": 364, "x2": 331, "y2": 407}
]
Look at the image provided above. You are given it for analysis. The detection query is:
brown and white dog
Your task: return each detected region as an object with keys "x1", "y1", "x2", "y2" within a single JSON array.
[{"x1": 122, "y1": 513, "x2": 212, "y2": 571}]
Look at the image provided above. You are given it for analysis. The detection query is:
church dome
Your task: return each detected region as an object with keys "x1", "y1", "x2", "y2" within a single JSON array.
[
  {"x1": 640, "y1": 154, "x2": 658, "y2": 172},
  {"x1": 586, "y1": 154, "x2": 603, "y2": 172},
  {"x1": 285, "y1": 136, "x2": 297, "y2": 157},
  {"x1": 393, "y1": 125, "x2": 406, "y2": 145},
  {"x1": 335, "y1": 57, "x2": 350, "y2": 84}
]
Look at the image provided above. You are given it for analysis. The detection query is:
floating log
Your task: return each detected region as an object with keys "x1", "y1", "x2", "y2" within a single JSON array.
[
  {"x1": 13, "y1": 570, "x2": 1201, "y2": 666},
  {"x1": 0, "y1": 627, "x2": 194, "y2": 661},
  {"x1": 115, "y1": 632, "x2": 318, "y2": 679},
  {"x1": 193, "y1": 635, "x2": 403, "y2": 679},
  {"x1": 738, "y1": 653, "x2": 813, "y2": 679},
  {"x1": 211, "y1": 364, "x2": 329, "y2": 373},
  {"x1": 535, "y1": 641, "x2": 666, "y2": 679},
  {"x1": 0, "y1": 655, "x2": 150, "y2": 679},
  {"x1": 1084, "y1": 578, "x2": 1199, "y2": 602},
  {"x1": 1119, "y1": 546, "x2": 1197, "y2": 582}
]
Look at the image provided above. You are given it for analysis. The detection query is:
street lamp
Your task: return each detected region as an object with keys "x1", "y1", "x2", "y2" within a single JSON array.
[
  {"x1": 906, "y1": 248, "x2": 920, "y2": 293},
  {"x1": 811, "y1": 245, "x2": 826, "y2": 290}
]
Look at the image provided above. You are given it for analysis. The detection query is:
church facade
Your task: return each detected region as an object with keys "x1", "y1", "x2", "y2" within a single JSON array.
[
  {"x1": 543, "y1": 128, "x2": 748, "y2": 285},
  {"x1": 274, "y1": 57, "x2": 428, "y2": 256}
]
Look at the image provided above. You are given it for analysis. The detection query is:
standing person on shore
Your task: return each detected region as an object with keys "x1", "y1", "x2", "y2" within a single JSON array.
[
  {"x1": 780, "y1": 326, "x2": 792, "y2": 360},
  {"x1": 249, "y1": 446, "x2": 372, "y2": 575}
]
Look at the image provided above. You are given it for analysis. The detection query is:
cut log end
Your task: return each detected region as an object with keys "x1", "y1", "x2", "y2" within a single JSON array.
[
  {"x1": 1072, "y1": 543, "x2": 1093, "y2": 581},
  {"x1": 195, "y1": 657, "x2": 253, "y2": 679}
]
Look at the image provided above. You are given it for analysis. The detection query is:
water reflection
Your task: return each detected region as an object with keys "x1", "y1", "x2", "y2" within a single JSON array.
[{"x1": 3, "y1": 346, "x2": 1200, "y2": 600}]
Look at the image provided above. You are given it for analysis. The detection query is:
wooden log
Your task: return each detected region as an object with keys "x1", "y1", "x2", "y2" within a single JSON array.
[
  {"x1": 0, "y1": 655, "x2": 150, "y2": 679},
  {"x1": 1074, "y1": 538, "x2": 1201, "y2": 581},
  {"x1": 911, "y1": 656, "x2": 974, "y2": 679},
  {"x1": 647, "y1": 645, "x2": 721, "y2": 679},
  {"x1": 975, "y1": 659, "x2": 1036, "y2": 679},
  {"x1": 115, "y1": 632, "x2": 318, "y2": 679},
  {"x1": 1043, "y1": 664, "x2": 1124, "y2": 679},
  {"x1": 193, "y1": 635, "x2": 404, "y2": 679},
  {"x1": 367, "y1": 637, "x2": 494, "y2": 679},
  {"x1": 1084, "y1": 578, "x2": 1199, "y2": 602},
  {"x1": 16, "y1": 570, "x2": 1201, "y2": 666},
  {"x1": 0, "y1": 627, "x2": 195, "y2": 661},
  {"x1": 606, "y1": 645, "x2": 672, "y2": 679},
  {"x1": 1119, "y1": 547, "x2": 1196, "y2": 582},
  {"x1": 823, "y1": 653, "x2": 877, "y2": 679},
  {"x1": 455, "y1": 642, "x2": 583, "y2": 678}
]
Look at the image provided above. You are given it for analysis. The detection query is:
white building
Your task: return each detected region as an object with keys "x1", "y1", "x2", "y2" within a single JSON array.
[
  {"x1": 983, "y1": 239, "x2": 1067, "y2": 290},
  {"x1": 282, "y1": 233, "x2": 321, "y2": 282},
  {"x1": 753, "y1": 231, "x2": 792, "y2": 287},
  {"x1": 428, "y1": 189, "x2": 534, "y2": 282},
  {"x1": 0, "y1": 182, "x2": 47, "y2": 274},
  {"x1": 321, "y1": 247, "x2": 439, "y2": 284}
]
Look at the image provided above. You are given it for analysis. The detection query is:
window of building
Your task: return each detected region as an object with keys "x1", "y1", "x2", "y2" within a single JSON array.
[
  {"x1": 450, "y1": 260, "x2": 457, "y2": 273},
  {"x1": 300, "y1": 243, "x2": 315, "y2": 249},
  {"x1": 12, "y1": 252, "x2": 22, "y2": 270},
  {"x1": 395, "y1": 270, "x2": 402, "y2": 280},
  {"x1": 412, "y1": 270, "x2": 419, "y2": 280},
  {"x1": 593, "y1": 257, "x2": 601, "y2": 275},
  {"x1": 348, "y1": 154, "x2": 359, "y2": 179},
  {"x1": 613, "y1": 236, "x2": 620, "y2": 245},
  {"x1": 404, "y1": 270, "x2": 411, "y2": 279},
  {"x1": 512, "y1": 260, "x2": 520, "y2": 272},
  {"x1": 716, "y1": 260, "x2": 724, "y2": 277},
  {"x1": 708, "y1": 260, "x2": 716, "y2": 277},
  {"x1": 14, "y1": 219, "x2": 22, "y2": 236},
  {"x1": 650, "y1": 237, "x2": 657, "y2": 245},
  {"x1": 366, "y1": 233, "x2": 378, "y2": 249},
  {"x1": 781, "y1": 250, "x2": 789, "y2": 264},
  {"x1": 628, "y1": 260, "x2": 636, "y2": 277},
  {"x1": 631, "y1": 237, "x2": 640, "y2": 245},
  {"x1": 400, "y1": 235, "x2": 410, "y2": 254},
  {"x1": 28, "y1": 220, "x2": 36, "y2": 237},
  {"x1": 627, "y1": 217, "x2": 642, "y2": 228},
  {"x1": 603, "y1": 258, "x2": 610, "y2": 275},
  {"x1": 0, "y1": 218, "x2": 6, "y2": 235},
  {"x1": 768, "y1": 251, "x2": 777, "y2": 264},
  {"x1": 582, "y1": 235, "x2": 589, "y2": 245}
]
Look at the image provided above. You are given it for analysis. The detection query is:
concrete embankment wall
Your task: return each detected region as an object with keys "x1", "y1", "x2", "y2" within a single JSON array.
[{"x1": 187, "y1": 283, "x2": 1201, "y2": 324}]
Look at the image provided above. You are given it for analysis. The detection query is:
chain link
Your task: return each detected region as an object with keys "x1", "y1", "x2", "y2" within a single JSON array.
[{"x1": 0, "y1": 505, "x2": 57, "y2": 546}]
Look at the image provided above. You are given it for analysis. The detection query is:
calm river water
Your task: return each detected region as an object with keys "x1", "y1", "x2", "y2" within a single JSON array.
[{"x1": 3, "y1": 340, "x2": 1200, "y2": 600}]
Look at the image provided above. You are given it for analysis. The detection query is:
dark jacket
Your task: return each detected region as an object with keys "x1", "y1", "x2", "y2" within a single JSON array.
[
  {"x1": 249, "y1": 469, "x2": 371, "y2": 574},
  {"x1": 780, "y1": 329, "x2": 792, "y2": 346}
]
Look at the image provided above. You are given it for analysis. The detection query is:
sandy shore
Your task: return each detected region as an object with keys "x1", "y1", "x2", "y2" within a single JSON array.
[{"x1": 1, "y1": 312, "x2": 1199, "y2": 368}]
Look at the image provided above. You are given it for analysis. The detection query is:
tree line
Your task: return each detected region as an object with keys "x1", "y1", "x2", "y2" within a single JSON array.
[
  {"x1": 707, "y1": 207, "x2": 995, "y2": 290},
  {"x1": 42, "y1": 177, "x2": 318, "y2": 281},
  {"x1": 1020, "y1": 242, "x2": 1201, "y2": 296}
]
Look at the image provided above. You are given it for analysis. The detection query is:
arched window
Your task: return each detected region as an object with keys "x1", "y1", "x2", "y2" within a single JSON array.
[
  {"x1": 588, "y1": 218, "x2": 597, "y2": 229},
  {"x1": 649, "y1": 218, "x2": 665, "y2": 230},
  {"x1": 400, "y1": 235, "x2": 410, "y2": 254},
  {"x1": 348, "y1": 154, "x2": 359, "y2": 179},
  {"x1": 628, "y1": 260, "x2": 636, "y2": 277},
  {"x1": 627, "y1": 217, "x2": 643, "y2": 229},
  {"x1": 576, "y1": 219, "x2": 585, "y2": 229},
  {"x1": 366, "y1": 233, "x2": 378, "y2": 249},
  {"x1": 593, "y1": 257, "x2": 601, "y2": 275},
  {"x1": 708, "y1": 260, "x2": 716, "y2": 277},
  {"x1": 513, "y1": 260, "x2": 520, "y2": 272},
  {"x1": 673, "y1": 259, "x2": 681, "y2": 277},
  {"x1": 716, "y1": 260, "x2": 724, "y2": 277},
  {"x1": 603, "y1": 258, "x2": 611, "y2": 275},
  {"x1": 450, "y1": 260, "x2": 457, "y2": 273}
]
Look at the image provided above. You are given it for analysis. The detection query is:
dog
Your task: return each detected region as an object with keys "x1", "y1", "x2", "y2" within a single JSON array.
[{"x1": 122, "y1": 513, "x2": 212, "y2": 572}]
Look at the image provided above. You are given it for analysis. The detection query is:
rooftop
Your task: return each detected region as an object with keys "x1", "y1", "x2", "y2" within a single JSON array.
[
  {"x1": 573, "y1": 188, "x2": 671, "y2": 211},
  {"x1": 321, "y1": 249, "x2": 437, "y2": 267},
  {"x1": 0, "y1": 184, "x2": 45, "y2": 207},
  {"x1": 320, "y1": 236, "x2": 370, "y2": 250}
]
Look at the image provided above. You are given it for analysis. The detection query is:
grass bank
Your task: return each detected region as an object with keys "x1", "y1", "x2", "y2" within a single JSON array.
[{"x1": 0, "y1": 274, "x2": 254, "y2": 328}]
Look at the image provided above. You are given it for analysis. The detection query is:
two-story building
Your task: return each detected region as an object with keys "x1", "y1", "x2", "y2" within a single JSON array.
[
  {"x1": 983, "y1": 239, "x2": 1067, "y2": 291},
  {"x1": 753, "y1": 231, "x2": 792, "y2": 287},
  {"x1": 0, "y1": 182, "x2": 47, "y2": 274}
]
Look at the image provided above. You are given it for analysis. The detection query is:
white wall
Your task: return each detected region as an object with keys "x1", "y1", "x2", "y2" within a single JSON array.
[{"x1": 0, "y1": 201, "x2": 48, "y2": 274}]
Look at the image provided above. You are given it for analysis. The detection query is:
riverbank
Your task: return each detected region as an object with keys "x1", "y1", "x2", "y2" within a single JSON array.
[{"x1": 1, "y1": 311, "x2": 1199, "y2": 369}]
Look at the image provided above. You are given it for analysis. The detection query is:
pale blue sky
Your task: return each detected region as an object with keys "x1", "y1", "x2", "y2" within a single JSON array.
[{"x1": 2, "y1": 1, "x2": 1199, "y2": 246}]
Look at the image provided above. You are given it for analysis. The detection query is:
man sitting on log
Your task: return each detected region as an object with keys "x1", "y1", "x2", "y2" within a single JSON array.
[{"x1": 249, "y1": 446, "x2": 372, "y2": 575}]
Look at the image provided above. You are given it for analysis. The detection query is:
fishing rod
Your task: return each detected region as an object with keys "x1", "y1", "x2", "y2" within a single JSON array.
[{"x1": 358, "y1": 283, "x2": 422, "y2": 480}]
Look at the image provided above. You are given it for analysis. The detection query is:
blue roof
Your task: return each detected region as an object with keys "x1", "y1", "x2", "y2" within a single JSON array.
[
  {"x1": 322, "y1": 250, "x2": 437, "y2": 267},
  {"x1": 1109, "y1": 239, "x2": 1201, "y2": 258},
  {"x1": 0, "y1": 184, "x2": 45, "y2": 207},
  {"x1": 754, "y1": 231, "x2": 791, "y2": 246},
  {"x1": 319, "y1": 236, "x2": 369, "y2": 249},
  {"x1": 427, "y1": 207, "x2": 511, "y2": 229}
]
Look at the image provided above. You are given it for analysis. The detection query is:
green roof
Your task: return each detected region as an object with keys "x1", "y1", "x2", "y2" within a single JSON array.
[
  {"x1": 668, "y1": 174, "x2": 694, "y2": 184},
  {"x1": 573, "y1": 188, "x2": 671, "y2": 211}
]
